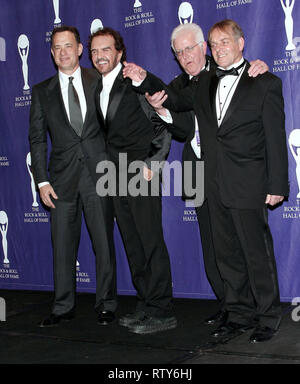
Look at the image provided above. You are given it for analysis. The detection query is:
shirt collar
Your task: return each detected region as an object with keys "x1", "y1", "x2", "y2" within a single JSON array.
[
  {"x1": 102, "y1": 62, "x2": 122, "y2": 87},
  {"x1": 218, "y1": 56, "x2": 244, "y2": 71},
  {"x1": 59, "y1": 66, "x2": 81, "y2": 88}
]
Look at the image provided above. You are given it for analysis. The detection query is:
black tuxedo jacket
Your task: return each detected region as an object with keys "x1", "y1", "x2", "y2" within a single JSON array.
[
  {"x1": 167, "y1": 71, "x2": 203, "y2": 201},
  {"x1": 29, "y1": 67, "x2": 107, "y2": 200},
  {"x1": 95, "y1": 67, "x2": 171, "y2": 170},
  {"x1": 138, "y1": 61, "x2": 289, "y2": 209}
]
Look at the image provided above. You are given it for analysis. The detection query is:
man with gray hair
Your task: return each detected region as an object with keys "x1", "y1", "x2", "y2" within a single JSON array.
[{"x1": 140, "y1": 22, "x2": 268, "y2": 327}]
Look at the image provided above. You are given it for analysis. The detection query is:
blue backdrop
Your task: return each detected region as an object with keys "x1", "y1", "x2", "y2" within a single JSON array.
[{"x1": 0, "y1": 0, "x2": 299, "y2": 302}]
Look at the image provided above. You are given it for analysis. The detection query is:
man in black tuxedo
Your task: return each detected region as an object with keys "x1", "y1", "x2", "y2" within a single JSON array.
[
  {"x1": 132, "y1": 22, "x2": 269, "y2": 327},
  {"x1": 29, "y1": 26, "x2": 116, "y2": 327},
  {"x1": 124, "y1": 19, "x2": 289, "y2": 343},
  {"x1": 88, "y1": 27, "x2": 176, "y2": 335}
]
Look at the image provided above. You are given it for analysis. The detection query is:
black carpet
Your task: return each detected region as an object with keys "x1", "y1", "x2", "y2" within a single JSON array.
[{"x1": 0, "y1": 289, "x2": 299, "y2": 366}]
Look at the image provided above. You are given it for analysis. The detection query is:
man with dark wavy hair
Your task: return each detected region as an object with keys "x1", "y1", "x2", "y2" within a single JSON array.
[{"x1": 89, "y1": 27, "x2": 176, "y2": 335}]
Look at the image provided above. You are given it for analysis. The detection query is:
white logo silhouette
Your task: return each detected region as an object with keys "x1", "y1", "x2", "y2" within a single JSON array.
[
  {"x1": 53, "y1": 0, "x2": 61, "y2": 24},
  {"x1": 17, "y1": 34, "x2": 30, "y2": 90},
  {"x1": 0, "y1": 211, "x2": 9, "y2": 264},
  {"x1": 289, "y1": 129, "x2": 300, "y2": 197},
  {"x1": 280, "y1": 0, "x2": 296, "y2": 50},
  {"x1": 134, "y1": 0, "x2": 142, "y2": 7},
  {"x1": 178, "y1": 2, "x2": 193, "y2": 24},
  {"x1": 0, "y1": 37, "x2": 5, "y2": 62},
  {"x1": 26, "y1": 152, "x2": 39, "y2": 207},
  {"x1": 90, "y1": 19, "x2": 103, "y2": 34}
]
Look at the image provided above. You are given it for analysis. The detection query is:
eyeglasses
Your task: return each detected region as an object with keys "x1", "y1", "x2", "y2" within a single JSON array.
[{"x1": 174, "y1": 42, "x2": 202, "y2": 58}]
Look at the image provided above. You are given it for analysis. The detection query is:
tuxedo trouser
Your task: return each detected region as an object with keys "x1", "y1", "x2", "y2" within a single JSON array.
[
  {"x1": 50, "y1": 164, "x2": 117, "y2": 316},
  {"x1": 207, "y1": 187, "x2": 281, "y2": 330},
  {"x1": 195, "y1": 200, "x2": 225, "y2": 308},
  {"x1": 113, "y1": 192, "x2": 173, "y2": 317}
]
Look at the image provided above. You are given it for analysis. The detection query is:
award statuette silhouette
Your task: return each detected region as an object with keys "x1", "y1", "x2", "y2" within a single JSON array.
[
  {"x1": 53, "y1": 0, "x2": 61, "y2": 24},
  {"x1": 178, "y1": 2, "x2": 193, "y2": 24},
  {"x1": 17, "y1": 34, "x2": 30, "y2": 91},
  {"x1": 289, "y1": 129, "x2": 300, "y2": 198},
  {"x1": 0, "y1": 37, "x2": 5, "y2": 62},
  {"x1": 0, "y1": 211, "x2": 9, "y2": 264},
  {"x1": 90, "y1": 19, "x2": 103, "y2": 34},
  {"x1": 280, "y1": 0, "x2": 296, "y2": 50},
  {"x1": 26, "y1": 152, "x2": 39, "y2": 207},
  {"x1": 134, "y1": 0, "x2": 142, "y2": 7}
]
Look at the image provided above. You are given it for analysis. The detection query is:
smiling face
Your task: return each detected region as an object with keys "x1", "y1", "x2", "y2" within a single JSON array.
[
  {"x1": 51, "y1": 31, "x2": 83, "y2": 75},
  {"x1": 90, "y1": 34, "x2": 123, "y2": 77},
  {"x1": 209, "y1": 27, "x2": 244, "y2": 69},
  {"x1": 173, "y1": 31, "x2": 207, "y2": 77}
]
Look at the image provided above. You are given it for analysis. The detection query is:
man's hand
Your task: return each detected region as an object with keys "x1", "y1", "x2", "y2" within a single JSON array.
[
  {"x1": 145, "y1": 90, "x2": 168, "y2": 116},
  {"x1": 248, "y1": 59, "x2": 269, "y2": 77},
  {"x1": 39, "y1": 184, "x2": 58, "y2": 208},
  {"x1": 143, "y1": 166, "x2": 154, "y2": 181},
  {"x1": 122, "y1": 61, "x2": 147, "y2": 82},
  {"x1": 265, "y1": 194, "x2": 284, "y2": 206}
]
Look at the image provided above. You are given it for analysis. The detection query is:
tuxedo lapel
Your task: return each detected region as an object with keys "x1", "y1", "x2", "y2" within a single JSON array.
[
  {"x1": 208, "y1": 73, "x2": 219, "y2": 125},
  {"x1": 219, "y1": 62, "x2": 252, "y2": 129},
  {"x1": 81, "y1": 67, "x2": 98, "y2": 134},
  {"x1": 47, "y1": 74, "x2": 72, "y2": 130},
  {"x1": 95, "y1": 76, "x2": 105, "y2": 125},
  {"x1": 81, "y1": 68, "x2": 95, "y2": 121},
  {"x1": 105, "y1": 69, "x2": 128, "y2": 125}
]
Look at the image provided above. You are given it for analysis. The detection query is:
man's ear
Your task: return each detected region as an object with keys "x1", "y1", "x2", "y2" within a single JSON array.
[
  {"x1": 78, "y1": 43, "x2": 83, "y2": 57},
  {"x1": 239, "y1": 37, "x2": 245, "y2": 52}
]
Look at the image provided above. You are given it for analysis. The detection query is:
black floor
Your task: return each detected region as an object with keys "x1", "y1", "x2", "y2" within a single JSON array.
[{"x1": 0, "y1": 289, "x2": 299, "y2": 366}]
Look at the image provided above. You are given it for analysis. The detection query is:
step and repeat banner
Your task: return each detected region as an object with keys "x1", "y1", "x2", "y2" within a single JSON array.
[{"x1": 0, "y1": 0, "x2": 299, "y2": 301}]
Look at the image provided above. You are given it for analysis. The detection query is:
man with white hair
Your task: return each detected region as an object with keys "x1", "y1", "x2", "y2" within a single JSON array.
[{"x1": 125, "y1": 22, "x2": 268, "y2": 327}]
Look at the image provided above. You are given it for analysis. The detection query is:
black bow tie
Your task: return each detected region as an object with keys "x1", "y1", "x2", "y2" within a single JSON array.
[
  {"x1": 190, "y1": 74, "x2": 200, "y2": 82},
  {"x1": 216, "y1": 61, "x2": 245, "y2": 79}
]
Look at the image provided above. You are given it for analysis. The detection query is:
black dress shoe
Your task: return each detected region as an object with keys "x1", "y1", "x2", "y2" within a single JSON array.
[
  {"x1": 210, "y1": 321, "x2": 253, "y2": 338},
  {"x1": 98, "y1": 311, "x2": 115, "y2": 326},
  {"x1": 249, "y1": 326, "x2": 278, "y2": 343},
  {"x1": 204, "y1": 310, "x2": 228, "y2": 325},
  {"x1": 128, "y1": 315, "x2": 177, "y2": 335},
  {"x1": 119, "y1": 310, "x2": 146, "y2": 328},
  {"x1": 39, "y1": 313, "x2": 74, "y2": 327}
]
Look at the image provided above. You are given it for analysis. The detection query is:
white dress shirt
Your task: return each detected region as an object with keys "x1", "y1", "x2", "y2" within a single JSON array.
[
  {"x1": 215, "y1": 57, "x2": 246, "y2": 127},
  {"x1": 100, "y1": 62, "x2": 122, "y2": 118},
  {"x1": 59, "y1": 66, "x2": 87, "y2": 122}
]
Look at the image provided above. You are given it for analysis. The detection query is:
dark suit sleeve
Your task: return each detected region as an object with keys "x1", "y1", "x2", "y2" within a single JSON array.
[
  {"x1": 136, "y1": 73, "x2": 195, "y2": 140},
  {"x1": 144, "y1": 130, "x2": 172, "y2": 171},
  {"x1": 29, "y1": 85, "x2": 49, "y2": 184},
  {"x1": 135, "y1": 71, "x2": 194, "y2": 112},
  {"x1": 262, "y1": 77, "x2": 289, "y2": 196},
  {"x1": 169, "y1": 111, "x2": 194, "y2": 140},
  {"x1": 138, "y1": 93, "x2": 172, "y2": 171}
]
